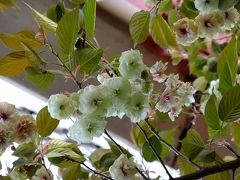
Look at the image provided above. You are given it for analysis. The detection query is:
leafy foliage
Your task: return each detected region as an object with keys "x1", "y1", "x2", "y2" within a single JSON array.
[{"x1": 84, "y1": 0, "x2": 96, "y2": 38}]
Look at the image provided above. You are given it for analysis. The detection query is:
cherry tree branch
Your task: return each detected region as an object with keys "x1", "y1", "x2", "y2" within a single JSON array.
[{"x1": 173, "y1": 158, "x2": 240, "y2": 180}]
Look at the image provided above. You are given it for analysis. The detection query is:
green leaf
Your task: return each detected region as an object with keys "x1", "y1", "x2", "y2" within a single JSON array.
[
  {"x1": 25, "y1": 3, "x2": 57, "y2": 32},
  {"x1": 205, "y1": 95, "x2": 224, "y2": 139},
  {"x1": 0, "y1": 30, "x2": 43, "y2": 50},
  {"x1": 21, "y1": 42, "x2": 46, "y2": 68},
  {"x1": 90, "y1": 149, "x2": 112, "y2": 167},
  {"x1": 36, "y1": 106, "x2": 59, "y2": 137},
  {"x1": 62, "y1": 164, "x2": 89, "y2": 180},
  {"x1": 142, "y1": 136, "x2": 162, "y2": 162},
  {"x1": 0, "y1": 0, "x2": 16, "y2": 10},
  {"x1": 168, "y1": 9, "x2": 180, "y2": 27},
  {"x1": 56, "y1": 8, "x2": 79, "y2": 55},
  {"x1": 219, "y1": 65, "x2": 234, "y2": 94},
  {"x1": 150, "y1": 14, "x2": 178, "y2": 48},
  {"x1": 71, "y1": 48, "x2": 103, "y2": 74},
  {"x1": 180, "y1": 0, "x2": 199, "y2": 19},
  {"x1": 217, "y1": 37, "x2": 238, "y2": 94},
  {"x1": 47, "y1": 148, "x2": 85, "y2": 168},
  {"x1": 26, "y1": 67, "x2": 55, "y2": 90},
  {"x1": 12, "y1": 143, "x2": 36, "y2": 159},
  {"x1": 195, "y1": 149, "x2": 216, "y2": 163},
  {"x1": 232, "y1": 122, "x2": 240, "y2": 151},
  {"x1": 182, "y1": 129, "x2": 204, "y2": 160},
  {"x1": 105, "y1": 139, "x2": 132, "y2": 158},
  {"x1": 157, "y1": 0, "x2": 172, "y2": 13},
  {"x1": 129, "y1": 10, "x2": 150, "y2": 47},
  {"x1": 159, "y1": 128, "x2": 175, "y2": 157},
  {"x1": 219, "y1": 0, "x2": 239, "y2": 10},
  {"x1": 46, "y1": 139, "x2": 78, "y2": 153},
  {"x1": 46, "y1": 3, "x2": 65, "y2": 23},
  {"x1": 84, "y1": 0, "x2": 96, "y2": 38},
  {"x1": 177, "y1": 156, "x2": 197, "y2": 175},
  {"x1": 219, "y1": 86, "x2": 240, "y2": 122},
  {"x1": 0, "y1": 51, "x2": 30, "y2": 77}
]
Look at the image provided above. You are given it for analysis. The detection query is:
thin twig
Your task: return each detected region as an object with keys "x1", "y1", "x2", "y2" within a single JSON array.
[
  {"x1": 144, "y1": 119, "x2": 202, "y2": 170},
  {"x1": 81, "y1": 163, "x2": 113, "y2": 180},
  {"x1": 104, "y1": 129, "x2": 149, "y2": 180},
  {"x1": 225, "y1": 145, "x2": 240, "y2": 158},
  {"x1": 47, "y1": 43, "x2": 82, "y2": 89},
  {"x1": 136, "y1": 123, "x2": 173, "y2": 180}
]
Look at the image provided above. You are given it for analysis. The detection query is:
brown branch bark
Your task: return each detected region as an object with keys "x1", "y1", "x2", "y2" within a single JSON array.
[{"x1": 174, "y1": 158, "x2": 240, "y2": 180}]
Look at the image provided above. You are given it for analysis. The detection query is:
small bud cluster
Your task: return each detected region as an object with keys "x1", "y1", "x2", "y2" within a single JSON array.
[{"x1": 0, "y1": 102, "x2": 36, "y2": 152}]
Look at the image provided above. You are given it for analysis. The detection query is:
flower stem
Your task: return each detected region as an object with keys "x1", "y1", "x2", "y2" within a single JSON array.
[
  {"x1": 136, "y1": 123, "x2": 173, "y2": 180},
  {"x1": 144, "y1": 118, "x2": 202, "y2": 170},
  {"x1": 104, "y1": 129, "x2": 149, "y2": 180}
]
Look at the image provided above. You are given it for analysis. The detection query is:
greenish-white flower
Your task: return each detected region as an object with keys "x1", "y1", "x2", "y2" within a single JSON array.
[
  {"x1": 32, "y1": 167, "x2": 53, "y2": 180},
  {"x1": 194, "y1": 0, "x2": 219, "y2": 12},
  {"x1": 79, "y1": 85, "x2": 110, "y2": 116},
  {"x1": 150, "y1": 61, "x2": 168, "y2": 83},
  {"x1": 125, "y1": 92, "x2": 149, "y2": 123},
  {"x1": 48, "y1": 94, "x2": 74, "y2": 120},
  {"x1": 70, "y1": 90, "x2": 82, "y2": 110},
  {"x1": 0, "y1": 102, "x2": 18, "y2": 125},
  {"x1": 109, "y1": 154, "x2": 137, "y2": 180},
  {"x1": 173, "y1": 18, "x2": 199, "y2": 46},
  {"x1": 102, "y1": 77, "x2": 131, "y2": 118},
  {"x1": 69, "y1": 114, "x2": 107, "y2": 143},
  {"x1": 222, "y1": 7, "x2": 240, "y2": 30},
  {"x1": 118, "y1": 50, "x2": 146, "y2": 80},
  {"x1": 177, "y1": 82, "x2": 196, "y2": 106},
  {"x1": 195, "y1": 10, "x2": 224, "y2": 38},
  {"x1": 14, "y1": 115, "x2": 36, "y2": 143}
]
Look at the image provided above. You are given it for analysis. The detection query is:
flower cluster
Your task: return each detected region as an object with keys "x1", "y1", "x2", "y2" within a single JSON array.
[
  {"x1": 0, "y1": 102, "x2": 37, "y2": 152},
  {"x1": 173, "y1": 0, "x2": 240, "y2": 45},
  {"x1": 48, "y1": 50, "x2": 150, "y2": 144},
  {"x1": 150, "y1": 62, "x2": 196, "y2": 121}
]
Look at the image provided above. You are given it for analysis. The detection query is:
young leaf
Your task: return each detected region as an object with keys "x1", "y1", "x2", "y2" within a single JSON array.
[
  {"x1": 71, "y1": 48, "x2": 103, "y2": 74},
  {"x1": 26, "y1": 67, "x2": 55, "y2": 90},
  {"x1": 219, "y1": 86, "x2": 240, "y2": 122},
  {"x1": 56, "y1": 8, "x2": 79, "y2": 55},
  {"x1": 25, "y1": 3, "x2": 57, "y2": 32},
  {"x1": 12, "y1": 143, "x2": 36, "y2": 159},
  {"x1": 36, "y1": 106, "x2": 59, "y2": 137},
  {"x1": 205, "y1": 95, "x2": 223, "y2": 139},
  {"x1": 0, "y1": 0, "x2": 16, "y2": 10},
  {"x1": 0, "y1": 51, "x2": 30, "y2": 77},
  {"x1": 46, "y1": 139, "x2": 78, "y2": 153},
  {"x1": 219, "y1": 0, "x2": 239, "y2": 10},
  {"x1": 150, "y1": 14, "x2": 178, "y2": 48},
  {"x1": 70, "y1": 0, "x2": 85, "y2": 5},
  {"x1": 180, "y1": 0, "x2": 198, "y2": 19},
  {"x1": 0, "y1": 30, "x2": 43, "y2": 50},
  {"x1": 84, "y1": 0, "x2": 96, "y2": 38},
  {"x1": 21, "y1": 42, "x2": 46, "y2": 68},
  {"x1": 142, "y1": 136, "x2": 162, "y2": 162},
  {"x1": 168, "y1": 9, "x2": 180, "y2": 27},
  {"x1": 157, "y1": 0, "x2": 172, "y2": 13},
  {"x1": 46, "y1": 3, "x2": 65, "y2": 23},
  {"x1": 195, "y1": 150, "x2": 216, "y2": 163},
  {"x1": 181, "y1": 129, "x2": 204, "y2": 160},
  {"x1": 159, "y1": 128, "x2": 175, "y2": 157},
  {"x1": 129, "y1": 10, "x2": 150, "y2": 47}
]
